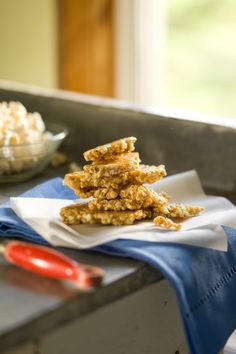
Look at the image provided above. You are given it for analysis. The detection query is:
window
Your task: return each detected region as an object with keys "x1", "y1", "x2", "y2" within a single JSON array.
[
  {"x1": 115, "y1": 0, "x2": 236, "y2": 118},
  {"x1": 165, "y1": 0, "x2": 236, "y2": 117}
]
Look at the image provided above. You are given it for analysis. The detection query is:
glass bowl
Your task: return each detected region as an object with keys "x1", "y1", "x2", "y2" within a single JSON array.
[{"x1": 0, "y1": 122, "x2": 68, "y2": 183}]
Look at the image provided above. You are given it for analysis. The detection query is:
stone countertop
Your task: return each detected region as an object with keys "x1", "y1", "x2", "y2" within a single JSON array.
[
  {"x1": 1, "y1": 81, "x2": 235, "y2": 352},
  {"x1": 0, "y1": 166, "x2": 162, "y2": 352}
]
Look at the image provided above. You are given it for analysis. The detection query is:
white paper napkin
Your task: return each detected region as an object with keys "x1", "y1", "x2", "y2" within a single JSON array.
[{"x1": 10, "y1": 171, "x2": 236, "y2": 251}]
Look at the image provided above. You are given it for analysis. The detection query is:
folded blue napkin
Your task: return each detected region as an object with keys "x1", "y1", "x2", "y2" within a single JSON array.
[
  {"x1": 0, "y1": 178, "x2": 76, "y2": 245},
  {"x1": 1, "y1": 177, "x2": 236, "y2": 354}
]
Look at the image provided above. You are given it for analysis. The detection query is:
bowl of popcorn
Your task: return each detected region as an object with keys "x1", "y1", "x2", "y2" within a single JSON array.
[{"x1": 0, "y1": 101, "x2": 68, "y2": 182}]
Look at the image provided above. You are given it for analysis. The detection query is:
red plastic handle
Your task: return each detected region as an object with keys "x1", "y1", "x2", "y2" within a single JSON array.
[{"x1": 4, "y1": 241, "x2": 104, "y2": 289}]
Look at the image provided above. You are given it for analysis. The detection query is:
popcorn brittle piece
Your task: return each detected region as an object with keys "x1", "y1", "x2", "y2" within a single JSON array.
[
  {"x1": 153, "y1": 215, "x2": 182, "y2": 231},
  {"x1": 72, "y1": 187, "x2": 97, "y2": 199},
  {"x1": 60, "y1": 202, "x2": 151, "y2": 226},
  {"x1": 60, "y1": 203, "x2": 90, "y2": 224},
  {"x1": 120, "y1": 185, "x2": 170, "y2": 204},
  {"x1": 88, "y1": 198, "x2": 142, "y2": 211},
  {"x1": 83, "y1": 137, "x2": 137, "y2": 161},
  {"x1": 87, "y1": 197, "x2": 153, "y2": 211},
  {"x1": 69, "y1": 186, "x2": 121, "y2": 199},
  {"x1": 93, "y1": 187, "x2": 120, "y2": 200},
  {"x1": 129, "y1": 164, "x2": 166, "y2": 184},
  {"x1": 93, "y1": 185, "x2": 170, "y2": 202},
  {"x1": 160, "y1": 204, "x2": 204, "y2": 218},
  {"x1": 88, "y1": 186, "x2": 170, "y2": 211},
  {"x1": 63, "y1": 171, "x2": 131, "y2": 192},
  {"x1": 63, "y1": 164, "x2": 167, "y2": 194},
  {"x1": 83, "y1": 152, "x2": 140, "y2": 177}
]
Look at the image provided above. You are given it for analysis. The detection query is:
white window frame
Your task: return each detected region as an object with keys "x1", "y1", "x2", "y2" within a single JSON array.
[{"x1": 114, "y1": 0, "x2": 166, "y2": 106}]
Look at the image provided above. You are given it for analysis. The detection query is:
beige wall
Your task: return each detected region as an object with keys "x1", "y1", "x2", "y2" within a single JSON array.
[{"x1": 0, "y1": 0, "x2": 57, "y2": 88}]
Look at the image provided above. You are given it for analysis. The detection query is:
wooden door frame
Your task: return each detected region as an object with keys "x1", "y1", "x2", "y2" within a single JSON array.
[
  {"x1": 58, "y1": 0, "x2": 166, "y2": 104},
  {"x1": 58, "y1": 0, "x2": 114, "y2": 97}
]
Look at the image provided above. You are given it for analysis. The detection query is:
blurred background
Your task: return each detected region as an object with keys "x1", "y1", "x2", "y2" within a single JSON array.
[{"x1": 0, "y1": 0, "x2": 236, "y2": 117}]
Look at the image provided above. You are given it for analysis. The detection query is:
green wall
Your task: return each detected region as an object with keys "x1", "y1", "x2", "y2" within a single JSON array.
[{"x1": 0, "y1": 0, "x2": 57, "y2": 88}]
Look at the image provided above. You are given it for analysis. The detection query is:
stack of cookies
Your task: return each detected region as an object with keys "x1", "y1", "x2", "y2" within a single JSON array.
[{"x1": 60, "y1": 137, "x2": 203, "y2": 230}]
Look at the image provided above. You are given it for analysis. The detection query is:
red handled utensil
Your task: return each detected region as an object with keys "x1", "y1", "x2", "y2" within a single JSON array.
[{"x1": 0, "y1": 241, "x2": 104, "y2": 290}]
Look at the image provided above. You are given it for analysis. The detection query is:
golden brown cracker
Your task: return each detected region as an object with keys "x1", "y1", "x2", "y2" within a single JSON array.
[
  {"x1": 83, "y1": 152, "x2": 140, "y2": 177},
  {"x1": 83, "y1": 137, "x2": 137, "y2": 161},
  {"x1": 60, "y1": 203, "x2": 151, "y2": 226}
]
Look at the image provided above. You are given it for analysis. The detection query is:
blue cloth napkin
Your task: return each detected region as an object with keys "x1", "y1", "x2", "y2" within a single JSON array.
[
  {"x1": 0, "y1": 178, "x2": 76, "y2": 245},
  {"x1": 1, "y1": 177, "x2": 236, "y2": 354}
]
